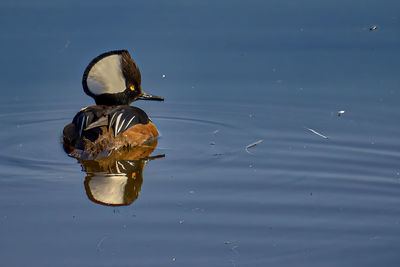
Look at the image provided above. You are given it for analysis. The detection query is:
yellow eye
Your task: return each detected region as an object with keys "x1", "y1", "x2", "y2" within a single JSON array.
[{"x1": 130, "y1": 85, "x2": 135, "y2": 91}]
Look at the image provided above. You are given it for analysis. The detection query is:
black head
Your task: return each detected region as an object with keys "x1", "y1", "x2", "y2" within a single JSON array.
[{"x1": 82, "y1": 50, "x2": 164, "y2": 105}]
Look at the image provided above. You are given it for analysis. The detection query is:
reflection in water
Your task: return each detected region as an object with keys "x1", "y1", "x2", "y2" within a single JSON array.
[
  {"x1": 75, "y1": 140, "x2": 164, "y2": 206},
  {"x1": 82, "y1": 160, "x2": 145, "y2": 206}
]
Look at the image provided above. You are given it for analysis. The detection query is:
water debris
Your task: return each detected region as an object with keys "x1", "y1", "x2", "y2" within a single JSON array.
[
  {"x1": 179, "y1": 220, "x2": 185, "y2": 224},
  {"x1": 192, "y1": 207, "x2": 205, "y2": 213},
  {"x1": 96, "y1": 236, "x2": 108, "y2": 251},
  {"x1": 145, "y1": 154, "x2": 166, "y2": 161},
  {"x1": 213, "y1": 129, "x2": 219, "y2": 134},
  {"x1": 172, "y1": 257, "x2": 176, "y2": 262},
  {"x1": 162, "y1": 74, "x2": 166, "y2": 78},
  {"x1": 245, "y1": 139, "x2": 263, "y2": 154},
  {"x1": 64, "y1": 40, "x2": 71, "y2": 49},
  {"x1": 231, "y1": 245, "x2": 240, "y2": 255},
  {"x1": 370, "y1": 25, "x2": 377, "y2": 31},
  {"x1": 337, "y1": 110, "x2": 345, "y2": 116},
  {"x1": 306, "y1": 128, "x2": 328, "y2": 139},
  {"x1": 210, "y1": 141, "x2": 215, "y2": 145},
  {"x1": 224, "y1": 241, "x2": 240, "y2": 255}
]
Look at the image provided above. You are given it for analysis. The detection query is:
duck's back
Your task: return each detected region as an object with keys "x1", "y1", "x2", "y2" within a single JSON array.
[{"x1": 63, "y1": 105, "x2": 159, "y2": 159}]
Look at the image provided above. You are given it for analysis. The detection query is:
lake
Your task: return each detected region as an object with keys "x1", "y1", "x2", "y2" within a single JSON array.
[{"x1": 1, "y1": 0, "x2": 400, "y2": 266}]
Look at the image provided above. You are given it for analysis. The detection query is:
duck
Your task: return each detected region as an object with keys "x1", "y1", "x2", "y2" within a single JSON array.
[
  {"x1": 62, "y1": 50, "x2": 164, "y2": 159},
  {"x1": 81, "y1": 150, "x2": 165, "y2": 206}
]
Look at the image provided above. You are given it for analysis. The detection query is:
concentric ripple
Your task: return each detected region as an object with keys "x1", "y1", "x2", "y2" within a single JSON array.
[{"x1": 0, "y1": 99, "x2": 400, "y2": 266}]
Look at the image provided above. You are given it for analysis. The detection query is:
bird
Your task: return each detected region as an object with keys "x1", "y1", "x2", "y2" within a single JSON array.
[
  {"x1": 81, "y1": 152, "x2": 165, "y2": 206},
  {"x1": 62, "y1": 50, "x2": 164, "y2": 159}
]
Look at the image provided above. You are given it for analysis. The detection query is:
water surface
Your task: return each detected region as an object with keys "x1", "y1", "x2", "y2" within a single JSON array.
[{"x1": 1, "y1": 1, "x2": 400, "y2": 266}]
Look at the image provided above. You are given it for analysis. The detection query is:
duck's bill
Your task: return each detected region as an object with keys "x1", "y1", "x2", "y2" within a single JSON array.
[{"x1": 138, "y1": 93, "x2": 164, "y2": 101}]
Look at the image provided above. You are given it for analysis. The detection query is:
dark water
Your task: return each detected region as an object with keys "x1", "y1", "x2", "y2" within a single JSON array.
[{"x1": 1, "y1": 1, "x2": 400, "y2": 266}]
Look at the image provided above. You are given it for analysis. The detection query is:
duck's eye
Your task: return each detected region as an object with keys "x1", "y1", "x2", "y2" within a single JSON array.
[{"x1": 130, "y1": 85, "x2": 135, "y2": 91}]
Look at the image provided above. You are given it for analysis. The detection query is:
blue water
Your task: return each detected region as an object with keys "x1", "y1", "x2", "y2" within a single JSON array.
[{"x1": 1, "y1": 1, "x2": 400, "y2": 266}]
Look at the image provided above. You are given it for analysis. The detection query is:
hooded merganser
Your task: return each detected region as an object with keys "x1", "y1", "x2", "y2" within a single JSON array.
[
  {"x1": 80, "y1": 141, "x2": 164, "y2": 206},
  {"x1": 63, "y1": 50, "x2": 164, "y2": 159},
  {"x1": 83, "y1": 158, "x2": 146, "y2": 206}
]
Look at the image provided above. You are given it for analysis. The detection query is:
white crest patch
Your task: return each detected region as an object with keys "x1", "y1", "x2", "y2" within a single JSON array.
[
  {"x1": 86, "y1": 54, "x2": 126, "y2": 95},
  {"x1": 88, "y1": 173, "x2": 128, "y2": 205}
]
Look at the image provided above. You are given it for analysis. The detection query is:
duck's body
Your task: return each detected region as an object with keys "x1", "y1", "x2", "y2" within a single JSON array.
[
  {"x1": 62, "y1": 50, "x2": 163, "y2": 159},
  {"x1": 63, "y1": 105, "x2": 159, "y2": 159}
]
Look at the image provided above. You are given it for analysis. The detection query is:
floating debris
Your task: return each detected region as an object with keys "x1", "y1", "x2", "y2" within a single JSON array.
[
  {"x1": 64, "y1": 40, "x2": 71, "y2": 49},
  {"x1": 172, "y1": 257, "x2": 176, "y2": 262},
  {"x1": 210, "y1": 141, "x2": 215, "y2": 145},
  {"x1": 306, "y1": 128, "x2": 328, "y2": 139},
  {"x1": 370, "y1": 25, "x2": 377, "y2": 31},
  {"x1": 337, "y1": 110, "x2": 345, "y2": 116},
  {"x1": 224, "y1": 241, "x2": 240, "y2": 255},
  {"x1": 192, "y1": 207, "x2": 205, "y2": 213},
  {"x1": 162, "y1": 74, "x2": 166, "y2": 78},
  {"x1": 96, "y1": 236, "x2": 108, "y2": 251},
  {"x1": 245, "y1": 139, "x2": 263, "y2": 154},
  {"x1": 146, "y1": 154, "x2": 166, "y2": 161},
  {"x1": 213, "y1": 129, "x2": 219, "y2": 134}
]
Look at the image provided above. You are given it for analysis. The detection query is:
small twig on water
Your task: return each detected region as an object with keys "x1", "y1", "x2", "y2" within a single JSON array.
[
  {"x1": 245, "y1": 139, "x2": 263, "y2": 154},
  {"x1": 96, "y1": 236, "x2": 108, "y2": 251},
  {"x1": 306, "y1": 128, "x2": 328, "y2": 139}
]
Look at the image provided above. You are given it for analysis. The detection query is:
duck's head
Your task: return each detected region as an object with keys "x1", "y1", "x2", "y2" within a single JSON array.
[{"x1": 82, "y1": 50, "x2": 164, "y2": 105}]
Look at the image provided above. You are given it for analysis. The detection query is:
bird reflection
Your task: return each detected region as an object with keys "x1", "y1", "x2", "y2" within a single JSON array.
[{"x1": 75, "y1": 140, "x2": 164, "y2": 206}]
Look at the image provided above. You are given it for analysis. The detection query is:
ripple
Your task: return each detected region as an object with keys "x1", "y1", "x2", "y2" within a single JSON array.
[{"x1": 154, "y1": 115, "x2": 235, "y2": 128}]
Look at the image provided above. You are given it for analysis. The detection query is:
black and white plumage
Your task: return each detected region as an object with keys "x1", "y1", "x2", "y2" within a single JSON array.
[
  {"x1": 62, "y1": 49, "x2": 163, "y2": 160},
  {"x1": 82, "y1": 50, "x2": 163, "y2": 105},
  {"x1": 80, "y1": 153, "x2": 164, "y2": 206},
  {"x1": 82, "y1": 159, "x2": 146, "y2": 206},
  {"x1": 63, "y1": 104, "x2": 160, "y2": 159},
  {"x1": 71, "y1": 105, "x2": 150, "y2": 142}
]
